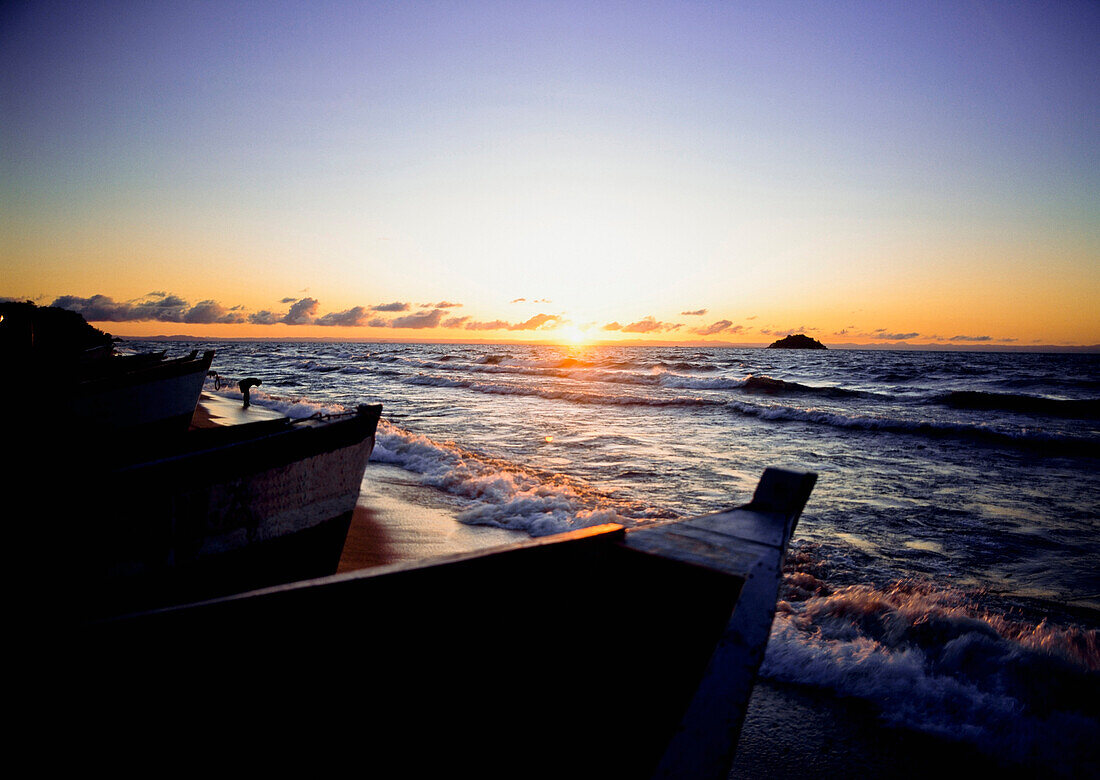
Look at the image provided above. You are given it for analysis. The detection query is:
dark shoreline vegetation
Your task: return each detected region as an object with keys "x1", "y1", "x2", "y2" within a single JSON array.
[{"x1": 0, "y1": 300, "x2": 113, "y2": 361}]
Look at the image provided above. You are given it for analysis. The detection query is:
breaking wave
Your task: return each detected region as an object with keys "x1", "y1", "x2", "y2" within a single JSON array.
[
  {"x1": 403, "y1": 373, "x2": 726, "y2": 408},
  {"x1": 938, "y1": 390, "x2": 1100, "y2": 419},
  {"x1": 398, "y1": 373, "x2": 1097, "y2": 455},
  {"x1": 765, "y1": 544, "x2": 1100, "y2": 774},
  {"x1": 723, "y1": 400, "x2": 1098, "y2": 455},
  {"x1": 370, "y1": 420, "x2": 674, "y2": 537},
  {"x1": 658, "y1": 373, "x2": 875, "y2": 398}
]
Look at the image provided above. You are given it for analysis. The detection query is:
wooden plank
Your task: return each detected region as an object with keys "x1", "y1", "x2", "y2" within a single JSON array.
[
  {"x1": 624, "y1": 522, "x2": 774, "y2": 577},
  {"x1": 66, "y1": 520, "x2": 743, "y2": 778},
  {"x1": 651, "y1": 469, "x2": 816, "y2": 780}
]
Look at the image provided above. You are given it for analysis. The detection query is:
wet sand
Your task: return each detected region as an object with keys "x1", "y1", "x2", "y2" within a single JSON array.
[
  {"x1": 339, "y1": 462, "x2": 528, "y2": 572},
  {"x1": 730, "y1": 680, "x2": 1002, "y2": 779}
]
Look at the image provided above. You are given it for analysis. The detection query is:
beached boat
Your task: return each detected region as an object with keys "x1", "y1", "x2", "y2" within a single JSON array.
[
  {"x1": 3, "y1": 301, "x2": 214, "y2": 441},
  {"x1": 54, "y1": 400, "x2": 383, "y2": 622},
  {"x1": 62, "y1": 348, "x2": 215, "y2": 440},
  {"x1": 64, "y1": 466, "x2": 815, "y2": 779}
]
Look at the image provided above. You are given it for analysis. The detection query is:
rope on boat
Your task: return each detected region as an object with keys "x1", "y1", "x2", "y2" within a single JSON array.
[{"x1": 287, "y1": 408, "x2": 360, "y2": 425}]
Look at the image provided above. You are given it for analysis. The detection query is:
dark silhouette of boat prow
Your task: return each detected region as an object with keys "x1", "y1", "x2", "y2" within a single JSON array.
[{"x1": 62, "y1": 468, "x2": 816, "y2": 779}]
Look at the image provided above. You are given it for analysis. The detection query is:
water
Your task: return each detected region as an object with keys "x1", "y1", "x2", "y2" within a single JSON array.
[{"x1": 148, "y1": 340, "x2": 1099, "y2": 775}]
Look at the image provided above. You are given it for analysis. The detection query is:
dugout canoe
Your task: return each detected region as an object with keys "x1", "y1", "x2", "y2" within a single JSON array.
[
  {"x1": 57, "y1": 401, "x2": 383, "y2": 622},
  {"x1": 63, "y1": 466, "x2": 815, "y2": 779}
]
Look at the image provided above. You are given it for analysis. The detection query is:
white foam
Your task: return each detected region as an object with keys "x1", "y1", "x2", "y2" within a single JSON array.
[
  {"x1": 201, "y1": 383, "x2": 346, "y2": 419},
  {"x1": 372, "y1": 420, "x2": 653, "y2": 536},
  {"x1": 762, "y1": 581, "x2": 1100, "y2": 767}
]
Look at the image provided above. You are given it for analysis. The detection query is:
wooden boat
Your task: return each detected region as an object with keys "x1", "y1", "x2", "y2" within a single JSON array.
[
  {"x1": 59, "y1": 467, "x2": 815, "y2": 778},
  {"x1": 2, "y1": 301, "x2": 212, "y2": 441},
  {"x1": 62, "y1": 348, "x2": 215, "y2": 439},
  {"x1": 55, "y1": 401, "x2": 384, "y2": 622}
]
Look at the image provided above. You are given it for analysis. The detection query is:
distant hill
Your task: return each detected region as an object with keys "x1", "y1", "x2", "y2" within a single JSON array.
[{"x1": 767, "y1": 334, "x2": 827, "y2": 350}]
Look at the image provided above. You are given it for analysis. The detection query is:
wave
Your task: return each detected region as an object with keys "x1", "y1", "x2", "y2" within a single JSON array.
[
  {"x1": 724, "y1": 399, "x2": 1098, "y2": 456},
  {"x1": 395, "y1": 359, "x2": 883, "y2": 399},
  {"x1": 403, "y1": 373, "x2": 727, "y2": 408},
  {"x1": 655, "y1": 360, "x2": 719, "y2": 372},
  {"x1": 658, "y1": 373, "x2": 875, "y2": 398},
  {"x1": 200, "y1": 383, "x2": 348, "y2": 419},
  {"x1": 399, "y1": 372, "x2": 1097, "y2": 455},
  {"x1": 297, "y1": 360, "x2": 343, "y2": 372},
  {"x1": 370, "y1": 421, "x2": 674, "y2": 537},
  {"x1": 765, "y1": 548, "x2": 1100, "y2": 774},
  {"x1": 938, "y1": 390, "x2": 1100, "y2": 419}
]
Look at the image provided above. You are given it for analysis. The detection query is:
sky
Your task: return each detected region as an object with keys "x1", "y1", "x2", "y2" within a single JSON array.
[{"x1": 2, "y1": 0, "x2": 1098, "y2": 346}]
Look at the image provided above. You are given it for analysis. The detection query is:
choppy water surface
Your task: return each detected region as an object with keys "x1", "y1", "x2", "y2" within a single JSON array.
[{"x1": 153, "y1": 340, "x2": 1099, "y2": 774}]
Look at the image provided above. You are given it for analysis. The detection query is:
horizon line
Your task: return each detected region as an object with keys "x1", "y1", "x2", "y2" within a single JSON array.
[{"x1": 117, "y1": 334, "x2": 1100, "y2": 353}]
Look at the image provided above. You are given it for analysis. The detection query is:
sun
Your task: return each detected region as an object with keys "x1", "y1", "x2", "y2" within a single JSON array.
[{"x1": 559, "y1": 325, "x2": 590, "y2": 345}]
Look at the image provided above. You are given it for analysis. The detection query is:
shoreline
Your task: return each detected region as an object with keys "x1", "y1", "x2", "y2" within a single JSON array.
[{"x1": 339, "y1": 462, "x2": 529, "y2": 572}]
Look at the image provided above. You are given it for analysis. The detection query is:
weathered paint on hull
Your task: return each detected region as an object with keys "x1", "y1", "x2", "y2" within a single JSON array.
[{"x1": 64, "y1": 404, "x2": 383, "y2": 621}]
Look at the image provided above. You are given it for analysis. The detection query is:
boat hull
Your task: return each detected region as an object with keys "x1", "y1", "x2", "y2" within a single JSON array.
[
  {"x1": 64, "y1": 349, "x2": 215, "y2": 440},
  {"x1": 63, "y1": 403, "x2": 383, "y2": 620},
  {"x1": 56, "y1": 467, "x2": 815, "y2": 778}
]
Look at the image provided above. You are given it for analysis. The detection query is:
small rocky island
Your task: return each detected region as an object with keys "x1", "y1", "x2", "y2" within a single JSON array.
[{"x1": 766, "y1": 334, "x2": 827, "y2": 350}]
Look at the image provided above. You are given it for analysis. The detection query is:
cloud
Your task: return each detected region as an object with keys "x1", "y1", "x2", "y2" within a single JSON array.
[
  {"x1": 183, "y1": 300, "x2": 247, "y2": 324},
  {"x1": 50, "y1": 294, "x2": 139, "y2": 322},
  {"x1": 602, "y1": 322, "x2": 623, "y2": 331},
  {"x1": 315, "y1": 306, "x2": 370, "y2": 327},
  {"x1": 388, "y1": 308, "x2": 446, "y2": 329},
  {"x1": 249, "y1": 310, "x2": 282, "y2": 325},
  {"x1": 430, "y1": 301, "x2": 463, "y2": 309},
  {"x1": 694, "y1": 320, "x2": 743, "y2": 336},
  {"x1": 511, "y1": 298, "x2": 527, "y2": 303},
  {"x1": 442, "y1": 315, "x2": 470, "y2": 328},
  {"x1": 252, "y1": 297, "x2": 322, "y2": 326},
  {"x1": 465, "y1": 319, "x2": 510, "y2": 331},
  {"x1": 51, "y1": 293, "x2": 243, "y2": 324},
  {"x1": 51, "y1": 292, "x2": 449, "y2": 329},
  {"x1": 462, "y1": 313, "x2": 563, "y2": 332},
  {"x1": 872, "y1": 331, "x2": 919, "y2": 340},
  {"x1": 680, "y1": 309, "x2": 708, "y2": 316},
  {"x1": 761, "y1": 326, "x2": 815, "y2": 337},
  {"x1": 621, "y1": 316, "x2": 681, "y2": 334},
  {"x1": 949, "y1": 335, "x2": 992, "y2": 342},
  {"x1": 283, "y1": 297, "x2": 319, "y2": 325},
  {"x1": 509, "y1": 313, "x2": 560, "y2": 331}
]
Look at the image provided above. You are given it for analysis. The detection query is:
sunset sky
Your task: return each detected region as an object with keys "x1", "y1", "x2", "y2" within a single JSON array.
[{"x1": 3, "y1": 1, "x2": 1098, "y2": 346}]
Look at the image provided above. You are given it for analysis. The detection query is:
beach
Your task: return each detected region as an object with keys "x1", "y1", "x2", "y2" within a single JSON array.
[{"x1": 338, "y1": 462, "x2": 529, "y2": 571}]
